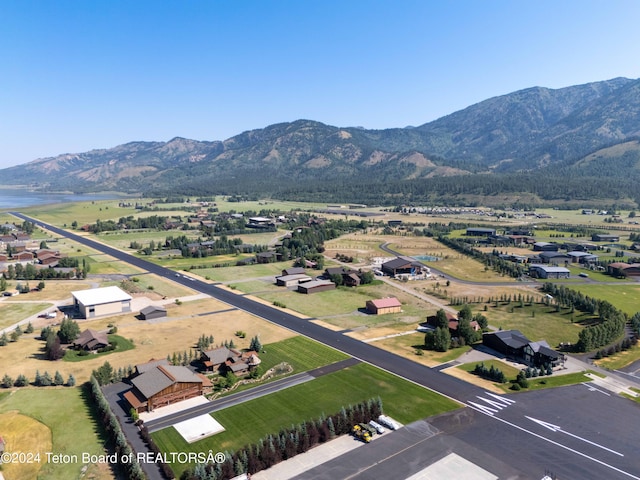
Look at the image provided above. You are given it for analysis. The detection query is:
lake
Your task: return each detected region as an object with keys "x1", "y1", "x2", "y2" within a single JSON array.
[{"x1": 0, "y1": 188, "x2": 123, "y2": 210}]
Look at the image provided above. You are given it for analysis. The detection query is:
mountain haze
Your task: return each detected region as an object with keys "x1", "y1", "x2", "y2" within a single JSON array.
[{"x1": 2, "y1": 77, "x2": 640, "y2": 206}]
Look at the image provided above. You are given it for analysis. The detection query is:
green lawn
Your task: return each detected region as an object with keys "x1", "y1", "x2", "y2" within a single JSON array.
[
  {"x1": 571, "y1": 284, "x2": 640, "y2": 315},
  {"x1": 483, "y1": 302, "x2": 588, "y2": 348},
  {"x1": 0, "y1": 387, "x2": 112, "y2": 480},
  {"x1": 458, "y1": 359, "x2": 521, "y2": 380},
  {"x1": 458, "y1": 361, "x2": 594, "y2": 393},
  {"x1": 152, "y1": 362, "x2": 460, "y2": 477},
  {"x1": 63, "y1": 334, "x2": 134, "y2": 362},
  {"x1": 258, "y1": 336, "x2": 349, "y2": 372}
]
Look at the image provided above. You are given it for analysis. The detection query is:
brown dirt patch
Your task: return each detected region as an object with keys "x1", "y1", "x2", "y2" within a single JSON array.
[{"x1": 441, "y1": 366, "x2": 505, "y2": 394}]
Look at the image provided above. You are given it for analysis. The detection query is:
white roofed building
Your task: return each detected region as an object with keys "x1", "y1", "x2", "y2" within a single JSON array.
[{"x1": 72, "y1": 286, "x2": 132, "y2": 319}]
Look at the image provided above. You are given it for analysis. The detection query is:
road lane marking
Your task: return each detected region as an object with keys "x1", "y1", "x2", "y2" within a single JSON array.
[
  {"x1": 466, "y1": 404, "x2": 640, "y2": 480},
  {"x1": 526, "y1": 416, "x2": 623, "y2": 457}
]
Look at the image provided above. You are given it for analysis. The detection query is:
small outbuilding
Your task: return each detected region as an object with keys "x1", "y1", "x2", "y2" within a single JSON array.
[
  {"x1": 140, "y1": 305, "x2": 168, "y2": 320},
  {"x1": 297, "y1": 279, "x2": 335, "y2": 294},
  {"x1": 366, "y1": 297, "x2": 402, "y2": 315},
  {"x1": 276, "y1": 274, "x2": 313, "y2": 287}
]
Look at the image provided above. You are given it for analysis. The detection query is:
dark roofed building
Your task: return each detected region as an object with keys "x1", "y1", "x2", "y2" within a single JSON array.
[
  {"x1": 483, "y1": 330, "x2": 564, "y2": 368},
  {"x1": 282, "y1": 267, "x2": 306, "y2": 276},
  {"x1": 381, "y1": 256, "x2": 424, "y2": 277},
  {"x1": 200, "y1": 347, "x2": 261, "y2": 376},
  {"x1": 126, "y1": 364, "x2": 210, "y2": 413},
  {"x1": 533, "y1": 242, "x2": 559, "y2": 252},
  {"x1": 73, "y1": 329, "x2": 109, "y2": 351},
  {"x1": 466, "y1": 228, "x2": 496, "y2": 236},
  {"x1": 592, "y1": 233, "x2": 620, "y2": 242},
  {"x1": 140, "y1": 305, "x2": 168, "y2": 320}
]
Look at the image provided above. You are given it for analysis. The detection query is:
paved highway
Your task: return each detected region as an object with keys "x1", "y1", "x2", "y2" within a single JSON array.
[{"x1": 13, "y1": 212, "x2": 640, "y2": 479}]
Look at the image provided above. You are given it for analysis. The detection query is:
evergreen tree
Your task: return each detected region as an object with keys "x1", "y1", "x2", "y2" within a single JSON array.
[
  {"x1": 67, "y1": 374, "x2": 76, "y2": 387},
  {"x1": 1, "y1": 374, "x2": 13, "y2": 388},
  {"x1": 54, "y1": 371, "x2": 65, "y2": 386}
]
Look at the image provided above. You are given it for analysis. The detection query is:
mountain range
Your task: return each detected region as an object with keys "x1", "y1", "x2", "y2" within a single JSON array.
[{"x1": 2, "y1": 77, "x2": 640, "y2": 207}]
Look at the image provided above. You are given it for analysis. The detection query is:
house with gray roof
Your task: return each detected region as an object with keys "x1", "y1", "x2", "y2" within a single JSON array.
[{"x1": 125, "y1": 363, "x2": 211, "y2": 413}]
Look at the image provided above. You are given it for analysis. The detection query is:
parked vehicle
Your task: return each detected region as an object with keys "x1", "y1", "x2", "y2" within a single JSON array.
[
  {"x1": 369, "y1": 420, "x2": 386, "y2": 434},
  {"x1": 352, "y1": 424, "x2": 371, "y2": 443}
]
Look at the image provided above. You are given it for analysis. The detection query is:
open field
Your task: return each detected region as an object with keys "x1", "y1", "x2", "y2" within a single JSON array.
[
  {"x1": 190, "y1": 261, "x2": 293, "y2": 282},
  {"x1": 382, "y1": 237, "x2": 513, "y2": 283},
  {"x1": 0, "y1": 297, "x2": 296, "y2": 383},
  {"x1": 1, "y1": 280, "x2": 92, "y2": 302},
  {"x1": 480, "y1": 302, "x2": 588, "y2": 348},
  {"x1": 571, "y1": 284, "x2": 640, "y2": 315},
  {"x1": 0, "y1": 387, "x2": 114, "y2": 480},
  {"x1": 152, "y1": 362, "x2": 461, "y2": 477},
  {"x1": 0, "y1": 411, "x2": 52, "y2": 480},
  {"x1": 256, "y1": 335, "x2": 349, "y2": 373},
  {"x1": 370, "y1": 332, "x2": 472, "y2": 367},
  {"x1": 595, "y1": 344, "x2": 640, "y2": 370},
  {"x1": 0, "y1": 302, "x2": 52, "y2": 330},
  {"x1": 252, "y1": 281, "x2": 440, "y2": 319}
]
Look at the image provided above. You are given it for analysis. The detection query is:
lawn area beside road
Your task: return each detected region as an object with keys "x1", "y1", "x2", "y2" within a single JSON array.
[
  {"x1": 456, "y1": 360, "x2": 595, "y2": 394},
  {"x1": 152, "y1": 362, "x2": 460, "y2": 478},
  {"x1": 571, "y1": 284, "x2": 640, "y2": 315},
  {"x1": 258, "y1": 335, "x2": 349, "y2": 373},
  {"x1": 0, "y1": 302, "x2": 52, "y2": 330},
  {"x1": 0, "y1": 387, "x2": 114, "y2": 480}
]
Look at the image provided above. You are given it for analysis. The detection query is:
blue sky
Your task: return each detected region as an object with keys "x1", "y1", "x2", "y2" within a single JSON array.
[{"x1": 1, "y1": 0, "x2": 640, "y2": 168}]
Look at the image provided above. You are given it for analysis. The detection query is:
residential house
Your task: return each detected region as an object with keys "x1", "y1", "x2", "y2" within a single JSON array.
[
  {"x1": 200, "y1": 347, "x2": 261, "y2": 376},
  {"x1": 482, "y1": 330, "x2": 564, "y2": 368},
  {"x1": 125, "y1": 363, "x2": 211, "y2": 413},
  {"x1": 73, "y1": 329, "x2": 109, "y2": 351}
]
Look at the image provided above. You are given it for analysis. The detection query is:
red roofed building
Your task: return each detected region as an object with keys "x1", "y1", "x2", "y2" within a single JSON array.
[{"x1": 366, "y1": 297, "x2": 402, "y2": 315}]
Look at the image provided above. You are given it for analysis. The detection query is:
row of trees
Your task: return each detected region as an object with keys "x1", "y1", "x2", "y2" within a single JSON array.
[
  {"x1": 88, "y1": 376, "x2": 146, "y2": 479},
  {"x1": 181, "y1": 397, "x2": 384, "y2": 480},
  {"x1": 1, "y1": 371, "x2": 75, "y2": 388},
  {"x1": 0, "y1": 322, "x2": 34, "y2": 345},
  {"x1": 540, "y1": 283, "x2": 628, "y2": 352}
]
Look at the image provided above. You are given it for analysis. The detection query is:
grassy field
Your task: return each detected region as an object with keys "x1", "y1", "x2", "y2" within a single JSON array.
[
  {"x1": 0, "y1": 302, "x2": 52, "y2": 330},
  {"x1": 457, "y1": 360, "x2": 595, "y2": 394},
  {"x1": 2, "y1": 281, "x2": 91, "y2": 302},
  {"x1": 192, "y1": 261, "x2": 293, "y2": 282},
  {"x1": 371, "y1": 332, "x2": 472, "y2": 367},
  {"x1": 0, "y1": 387, "x2": 114, "y2": 480},
  {"x1": 152, "y1": 362, "x2": 460, "y2": 477},
  {"x1": 481, "y1": 301, "x2": 588, "y2": 348},
  {"x1": 571, "y1": 284, "x2": 640, "y2": 315},
  {"x1": 595, "y1": 344, "x2": 640, "y2": 370},
  {"x1": 258, "y1": 336, "x2": 349, "y2": 372},
  {"x1": 0, "y1": 411, "x2": 52, "y2": 480}
]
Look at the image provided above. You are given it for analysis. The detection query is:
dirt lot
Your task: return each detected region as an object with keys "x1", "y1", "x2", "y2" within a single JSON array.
[{"x1": 0, "y1": 297, "x2": 296, "y2": 383}]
